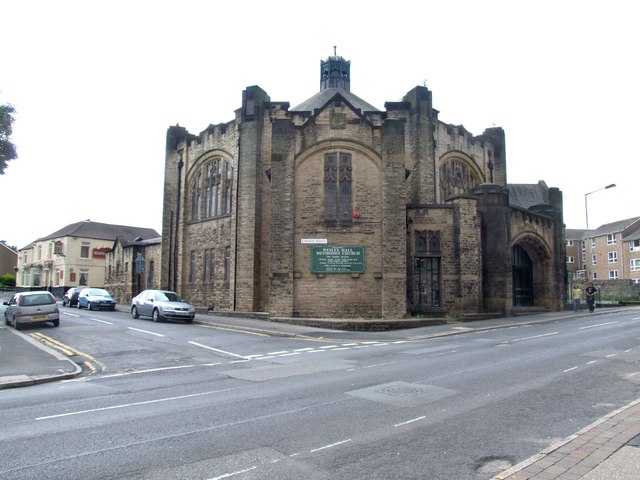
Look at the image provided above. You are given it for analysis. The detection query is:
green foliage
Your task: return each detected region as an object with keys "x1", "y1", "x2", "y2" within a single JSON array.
[
  {"x1": 1, "y1": 273, "x2": 16, "y2": 287},
  {"x1": 0, "y1": 103, "x2": 18, "y2": 175}
]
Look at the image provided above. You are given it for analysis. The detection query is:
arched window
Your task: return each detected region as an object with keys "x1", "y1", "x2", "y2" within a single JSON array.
[
  {"x1": 439, "y1": 157, "x2": 480, "y2": 200},
  {"x1": 189, "y1": 157, "x2": 233, "y2": 222},
  {"x1": 324, "y1": 152, "x2": 352, "y2": 223}
]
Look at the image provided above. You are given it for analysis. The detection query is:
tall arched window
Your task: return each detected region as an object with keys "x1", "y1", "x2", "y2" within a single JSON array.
[
  {"x1": 324, "y1": 152, "x2": 352, "y2": 223},
  {"x1": 189, "y1": 157, "x2": 233, "y2": 222}
]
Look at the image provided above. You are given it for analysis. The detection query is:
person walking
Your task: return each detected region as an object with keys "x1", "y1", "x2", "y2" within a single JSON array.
[
  {"x1": 572, "y1": 285, "x2": 583, "y2": 312},
  {"x1": 585, "y1": 282, "x2": 597, "y2": 312}
]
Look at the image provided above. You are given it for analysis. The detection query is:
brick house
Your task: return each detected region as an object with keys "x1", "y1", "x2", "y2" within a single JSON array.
[{"x1": 160, "y1": 54, "x2": 566, "y2": 318}]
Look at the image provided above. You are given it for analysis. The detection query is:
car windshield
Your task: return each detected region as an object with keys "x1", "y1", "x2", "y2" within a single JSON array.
[
  {"x1": 90, "y1": 289, "x2": 110, "y2": 296},
  {"x1": 157, "y1": 291, "x2": 183, "y2": 302}
]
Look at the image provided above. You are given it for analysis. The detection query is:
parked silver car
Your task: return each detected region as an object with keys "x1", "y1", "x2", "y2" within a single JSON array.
[
  {"x1": 131, "y1": 290, "x2": 195, "y2": 323},
  {"x1": 3, "y1": 291, "x2": 60, "y2": 329}
]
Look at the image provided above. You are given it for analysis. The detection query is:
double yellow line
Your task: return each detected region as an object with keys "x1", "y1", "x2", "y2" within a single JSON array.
[{"x1": 30, "y1": 333, "x2": 106, "y2": 374}]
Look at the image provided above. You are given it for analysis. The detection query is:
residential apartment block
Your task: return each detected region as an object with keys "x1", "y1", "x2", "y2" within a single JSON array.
[{"x1": 566, "y1": 217, "x2": 640, "y2": 283}]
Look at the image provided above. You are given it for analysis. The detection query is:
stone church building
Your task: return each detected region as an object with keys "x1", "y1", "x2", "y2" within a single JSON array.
[{"x1": 160, "y1": 54, "x2": 566, "y2": 319}]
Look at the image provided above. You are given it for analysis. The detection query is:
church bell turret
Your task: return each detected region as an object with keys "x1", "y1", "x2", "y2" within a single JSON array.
[{"x1": 320, "y1": 47, "x2": 350, "y2": 92}]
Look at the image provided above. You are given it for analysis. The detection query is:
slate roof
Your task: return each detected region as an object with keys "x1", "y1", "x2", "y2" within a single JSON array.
[
  {"x1": 507, "y1": 181, "x2": 550, "y2": 210},
  {"x1": 565, "y1": 228, "x2": 587, "y2": 240},
  {"x1": 115, "y1": 236, "x2": 162, "y2": 248},
  {"x1": 591, "y1": 217, "x2": 640, "y2": 236},
  {"x1": 33, "y1": 220, "x2": 160, "y2": 245},
  {"x1": 291, "y1": 88, "x2": 381, "y2": 113}
]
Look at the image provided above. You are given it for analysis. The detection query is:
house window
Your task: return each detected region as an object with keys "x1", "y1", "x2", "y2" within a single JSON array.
[
  {"x1": 634, "y1": 279, "x2": 640, "y2": 284},
  {"x1": 592, "y1": 254, "x2": 597, "y2": 265},
  {"x1": 630, "y1": 240, "x2": 640, "y2": 252},
  {"x1": 324, "y1": 152, "x2": 352, "y2": 223},
  {"x1": 608, "y1": 251, "x2": 618, "y2": 263},
  {"x1": 591, "y1": 238, "x2": 596, "y2": 248},
  {"x1": 631, "y1": 259, "x2": 640, "y2": 272},
  {"x1": 190, "y1": 173, "x2": 202, "y2": 221},
  {"x1": 607, "y1": 233, "x2": 616, "y2": 245},
  {"x1": 609, "y1": 270, "x2": 619, "y2": 279},
  {"x1": 566, "y1": 256, "x2": 575, "y2": 264},
  {"x1": 566, "y1": 240, "x2": 574, "y2": 247},
  {"x1": 79, "y1": 269, "x2": 89, "y2": 286},
  {"x1": 204, "y1": 249, "x2": 215, "y2": 285},
  {"x1": 80, "y1": 243, "x2": 90, "y2": 259}
]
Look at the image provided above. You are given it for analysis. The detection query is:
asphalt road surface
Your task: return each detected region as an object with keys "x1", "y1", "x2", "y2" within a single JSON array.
[{"x1": 1, "y1": 305, "x2": 640, "y2": 479}]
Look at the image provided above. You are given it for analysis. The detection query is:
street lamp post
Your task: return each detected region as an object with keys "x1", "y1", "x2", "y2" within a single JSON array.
[{"x1": 584, "y1": 183, "x2": 616, "y2": 280}]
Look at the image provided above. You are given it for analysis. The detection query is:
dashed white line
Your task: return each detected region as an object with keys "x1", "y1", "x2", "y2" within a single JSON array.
[
  {"x1": 563, "y1": 366, "x2": 578, "y2": 373},
  {"x1": 89, "y1": 318, "x2": 114, "y2": 325},
  {"x1": 508, "y1": 332, "x2": 559, "y2": 343},
  {"x1": 128, "y1": 327, "x2": 165, "y2": 337},
  {"x1": 606, "y1": 353, "x2": 617, "y2": 358},
  {"x1": 579, "y1": 321, "x2": 618, "y2": 330},
  {"x1": 587, "y1": 360, "x2": 598, "y2": 365},
  {"x1": 394, "y1": 416, "x2": 426, "y2": 427},
  {"x1": 309, "y1": 439, "x2": 352, "y2": 453},
  {"x1": 267, "y1": 351, "x2": 289, "y2": 355},
  {"x1": 208, "y1": 466, "x2": 257, "y2": 479}
]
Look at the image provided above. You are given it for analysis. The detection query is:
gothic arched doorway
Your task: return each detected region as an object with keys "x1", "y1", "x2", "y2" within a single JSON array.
[{"x1": 512, "y1": 244, "x2": 533, "y2": 306}]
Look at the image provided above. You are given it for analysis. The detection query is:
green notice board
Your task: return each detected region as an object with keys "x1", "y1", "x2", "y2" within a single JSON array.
[{"x1": 311, "y1": 246, "x2": 365, "y2": 273}]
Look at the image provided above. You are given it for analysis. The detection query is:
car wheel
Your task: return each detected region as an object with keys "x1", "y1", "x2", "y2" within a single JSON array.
[
  {"x1": 87, "y1": 302, "x2": 92, "y2": 311},
  {"x1": 4, "y1": 315, "x2": 9, "y2": 326},
  {"x1": 152, "y1": 309, "x2": 161, "y2": 322},
  {"x1": 185, "y1": 318, "x2": 194, "y2": 324},
  {"x1": 62, "y1": 299, "x2": 67, "y2": 307},
  {"x1": 131, "y1": 305, "x2": 139, "y2": 319},
  {"x1": 77, "y1": 301, "x2": 82, "y2": 309},
  {"x1": 14, "y1": 319, "x2": 21, "y2": 330},
  {"x1": 52, "y1": 319, "x2": 60, "y2": 327}
]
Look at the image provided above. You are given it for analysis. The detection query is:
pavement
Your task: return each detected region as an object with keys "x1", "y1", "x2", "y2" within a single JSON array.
[{"x1": 1, "y1": 298, "x2": 640, "y2": 479}]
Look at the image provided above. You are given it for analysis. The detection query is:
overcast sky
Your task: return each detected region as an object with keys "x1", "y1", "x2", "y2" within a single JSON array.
[{"x1": 1, "y1": 0, "x2": 637, "y2": 249}]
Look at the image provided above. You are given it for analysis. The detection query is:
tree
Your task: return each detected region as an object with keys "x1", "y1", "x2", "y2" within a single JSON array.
[{"x1": 0, "y1": 103, "x2": 18, "y2": 175}]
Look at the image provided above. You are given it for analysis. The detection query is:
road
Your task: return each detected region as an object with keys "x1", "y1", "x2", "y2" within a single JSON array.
[{"x1": 1, "y1": 305, "x2": 640, "y2": 479}]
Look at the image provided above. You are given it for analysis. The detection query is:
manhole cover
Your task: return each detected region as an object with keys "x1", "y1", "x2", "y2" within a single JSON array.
[{"x1": 347, "y1": 381, "x2": 457, "y2": 407}]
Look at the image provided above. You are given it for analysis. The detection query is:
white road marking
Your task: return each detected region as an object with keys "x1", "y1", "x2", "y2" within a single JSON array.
[
  {"x1": 36, "y1": 387, "x2": 236, "y2": 420},
  {"x1": 394, "y1": 416, "x2": 426, "y2": 427},
  {"x1": 310, "y1": 439, "x2": 352, "y2": 453},
  {"x1": 563, "y1": 366, "x2": 578, "y2": 373},
  {"x1": 267, "y1": 350, "x2": 289, "y2": 355},
  {"x1": 128, "y1": 327, "x2": 164, "y2": 337},
  {"x1": 606, "y1": 353, "x2": 617, "y2": 358},
  {"x1": 207, "y1": 466, "x2": 257, "y2": 479},
  {"x1": 587, "y1": 360, "x2": 598, "y2": 365},
  {"x1": 579, "y1": 321, "x2": 618, "y2": 330},
  {"x1": 188, "y1": 341, "x2": 248, "y2": 359},
  {"x1": 508, "y1": 332, "x2": 559, "y2": 343},
  {"x1": 89, "y1": 318, "x2": 114, "y2": 325}
]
